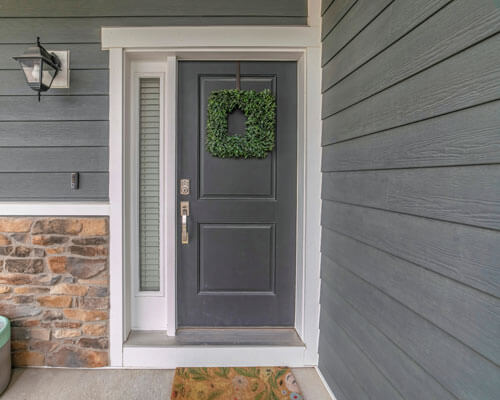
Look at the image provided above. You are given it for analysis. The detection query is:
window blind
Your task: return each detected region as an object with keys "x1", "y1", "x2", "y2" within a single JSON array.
[{"x1": 139, "y1": 78, "x2": 160, "y2": 292}]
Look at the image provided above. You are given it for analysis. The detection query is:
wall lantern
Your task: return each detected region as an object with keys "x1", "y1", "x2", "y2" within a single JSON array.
[{"x1": 13, "y1": 37, "x2": 70, "y2": 101}]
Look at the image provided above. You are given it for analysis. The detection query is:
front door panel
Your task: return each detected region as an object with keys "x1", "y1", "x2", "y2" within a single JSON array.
[{"x1": 177, "y1": 61, "x2": 297, "y2": 327}]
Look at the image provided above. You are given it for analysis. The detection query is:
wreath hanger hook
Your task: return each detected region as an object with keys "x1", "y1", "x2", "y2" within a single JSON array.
[{"x1": 236, "y1": 61, "x2": 241, "y2": 90}]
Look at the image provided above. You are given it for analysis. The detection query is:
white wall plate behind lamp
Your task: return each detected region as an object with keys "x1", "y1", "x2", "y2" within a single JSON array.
[
  {"x1": 13, "y1": 38, "x2": 71, "y2": 101},
  {"x1": 50, "y1": 50, "x2": 70, "y2": 88}
]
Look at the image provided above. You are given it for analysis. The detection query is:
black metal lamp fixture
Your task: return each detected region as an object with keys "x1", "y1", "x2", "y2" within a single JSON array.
[{"x1": 13, "y1": 37, "x2": 62, "y2": 101}]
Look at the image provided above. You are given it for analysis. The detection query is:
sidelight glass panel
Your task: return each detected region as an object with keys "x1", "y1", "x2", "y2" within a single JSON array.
[{"x1": 139, "y1": 78, "x2": 160, "y2": 291}]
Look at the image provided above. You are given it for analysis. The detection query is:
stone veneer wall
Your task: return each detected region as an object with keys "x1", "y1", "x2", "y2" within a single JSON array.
[{"x1": 0, "y1": 217, "x2": 109, "y2": 367}]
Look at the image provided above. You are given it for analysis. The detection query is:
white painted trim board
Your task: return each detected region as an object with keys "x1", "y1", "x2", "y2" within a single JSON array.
[
  {"x1": 0, "y1": 202, "x2": 110, "y2": 216},
  {"x1": 102, "y1": 26, "x2": 320, "y2": 50},
  {"x1": 107, "y1": 0, "x2": 322, "y2": 369},
  {"x1": 108, "y1": 47, "x2": 124, "y2": 367}
]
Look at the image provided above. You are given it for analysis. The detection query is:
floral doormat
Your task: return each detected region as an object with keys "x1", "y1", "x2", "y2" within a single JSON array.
[{"x1": 171, "y1": 367, "x2": 304, "y2": 400}]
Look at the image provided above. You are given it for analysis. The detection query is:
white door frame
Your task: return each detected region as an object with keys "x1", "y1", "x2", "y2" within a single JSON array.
[
  {"x1": 127, "y1": 59, "x2": 168, "y2": 331},
  {"x1": 104, "y1": 0, "x2": 322, "y2": 368}
]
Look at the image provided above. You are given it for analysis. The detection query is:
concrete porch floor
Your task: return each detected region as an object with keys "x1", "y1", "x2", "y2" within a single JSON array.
[{"x1": 1, "y1": 367, "x2": 331, "y2": 399}]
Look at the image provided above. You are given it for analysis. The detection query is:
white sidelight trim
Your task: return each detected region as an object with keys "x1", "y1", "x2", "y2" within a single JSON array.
[
  {"x1": 127, "y1": 60, "x2": 167, "y2": 331},
  {"x1": 108, "y1": 47, "x2": 124, "y2": 367},
  {"x1": 0, "y1": 202, "x2": 110, "y2": 216},
  {"x1": 107, "y1": 0, "x2": 322, "y2": 368},
  {"x1": 164, "y1": 56, "x2": 178, "y2": 337},
  {"x1": 123, "y1": 55, "x2": 177, "y2": 335}
]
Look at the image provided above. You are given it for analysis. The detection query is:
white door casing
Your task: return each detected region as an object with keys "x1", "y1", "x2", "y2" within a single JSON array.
[{"x1": 105, "y1": 0, "x2": 322, "y2": 368}]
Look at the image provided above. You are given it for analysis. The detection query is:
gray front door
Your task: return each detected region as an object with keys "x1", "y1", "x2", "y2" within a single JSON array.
[{"x1": 177, "y1": 61, "x2": 297, "y2": 327}]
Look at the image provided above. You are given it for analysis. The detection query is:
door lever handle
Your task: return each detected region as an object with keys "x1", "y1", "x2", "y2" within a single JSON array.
[{"x1": 180, "y1": 201, "x2": 189, "y2": 244}]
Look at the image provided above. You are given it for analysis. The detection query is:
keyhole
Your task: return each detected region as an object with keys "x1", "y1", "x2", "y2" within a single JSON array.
[{"x1": 227, "y1": 109, "x2": 247, "y2": 136}]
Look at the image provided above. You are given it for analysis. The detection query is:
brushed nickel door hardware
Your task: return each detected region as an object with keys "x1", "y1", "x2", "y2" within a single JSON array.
[
  {"x1": 180, "y1": 201, "x2": 190, "y2": 244},
  {"x1": 180, "y1": 179, "x2": 190, "y2": 195}
]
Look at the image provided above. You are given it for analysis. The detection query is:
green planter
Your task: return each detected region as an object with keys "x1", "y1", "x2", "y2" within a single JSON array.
[{"x1": 0, "y1": 316, "x2": 11, "y2": 394}]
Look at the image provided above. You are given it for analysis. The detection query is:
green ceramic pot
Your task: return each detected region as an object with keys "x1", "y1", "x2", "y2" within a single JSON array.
[{"x1": 0, "y1": 316, "x2": 11, "y2": 394}]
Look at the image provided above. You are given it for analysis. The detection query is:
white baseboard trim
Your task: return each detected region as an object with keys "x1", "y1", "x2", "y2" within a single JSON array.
[
  {"x1": 315, "y1": 366, "x2": 338, "y2": 400},
  {"x1": 123, "y1": 346, "x2": 309, "y2": 369},
  {"x1": 0, "y1": 202, "x2": 110, "y2": 216}
]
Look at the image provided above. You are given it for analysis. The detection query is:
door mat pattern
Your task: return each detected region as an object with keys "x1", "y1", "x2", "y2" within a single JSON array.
[{"x1": 171, "y1": 367, "x2": 304, "y2": 400}]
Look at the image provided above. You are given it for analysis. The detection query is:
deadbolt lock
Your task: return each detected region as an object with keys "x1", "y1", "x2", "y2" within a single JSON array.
[{"x1": 180, "y1": 179, "x2": 190, "y2": 195}]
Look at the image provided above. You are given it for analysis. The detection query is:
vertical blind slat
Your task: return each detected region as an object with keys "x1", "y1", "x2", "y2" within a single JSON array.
[{"x1": 139, "y1": 77, "x2": 161, "y2": 292}]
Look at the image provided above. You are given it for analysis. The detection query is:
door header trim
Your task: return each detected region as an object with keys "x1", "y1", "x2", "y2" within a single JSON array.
[{"x1": 102, "y1": 26, "x2": 320, "y2": 50}]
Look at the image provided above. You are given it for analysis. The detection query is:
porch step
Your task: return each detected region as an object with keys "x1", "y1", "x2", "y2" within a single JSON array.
[{"x1": 124, "y1": 328, "x2": 305, "y2": 347}]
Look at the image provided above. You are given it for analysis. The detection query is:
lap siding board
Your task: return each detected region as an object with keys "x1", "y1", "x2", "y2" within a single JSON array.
[
  {"x1": 318, "y1": 0, "x2": 500, "y2": 399},
  {"x1": 0, "y1": 0, "x2": 307, "y2": 201}
]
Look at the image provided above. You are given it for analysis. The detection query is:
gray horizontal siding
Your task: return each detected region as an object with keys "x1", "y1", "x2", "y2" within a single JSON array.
[
  {"x1": 0, "y1": 147, "x2": 108, "y2": 172},
  {"x1": 322, "y1": 201, "x2": 500, "y2": 297},
  {"x1": 320, "y1": 309, "x2": 404, "y2": 400},
  {"x1": 0, "y1": 0, "x2": 306, "y2": 17},
  {"x1": 322, "y1": 0, "x2": 451, "y2": 91},
  {"x1": 322, "y1": 0, "x2": 392, "y2": 66},
  {"x1": 318, "y1": 341, "x2": 364, "y2": 400},
  {"x1": 321, "y1": 0, "x2": 337, "y2": 16},
  {"x1": 323, "y1": 33, "x2": 500, "y2": 145},
  {"x1": 322, "y1": 257, "x2": 500, "y2": 400},
  {"x1": 0, "y1": 0, "x2": 307, "y2": 200},
  {"x1": 0, "y1": 44, "x2": 107, "y2": 69},
  {"x1": 319, "y1": 1, "x2": 500, "y2": 399},
  {"x1": 320, "y1": 288, "x2": 456, "y2": 400},
  {"x1": 0, "y1": 173, "x2": 108, "y2": 200},
  {"x1": 0, "y1": 17, "x2": 307, "y2": 44},
  {"x1": 0, "y1": 121, "x2": 108, "y2": 147},
  {"x1": 322, "y1": 166, "x2": 500, "y2": 230},
  {"x1": 0, "y1": 96, "x2": 109, "y2": 121},
  {"x1": 321, "y1": 0, "x2": 353, "y2": 40},
  {"x1": 322, "y1": 228, "x2": 500, "y2": 366},
  {"x1": 322, "y1": 101, "x2": 500, "y2": 172},
  {"x1": 0, "y1": 70, "x2": 108, "y2": 95},
  {"x1": 322, "y1": 0, "x2": 500, "y2": 117}
]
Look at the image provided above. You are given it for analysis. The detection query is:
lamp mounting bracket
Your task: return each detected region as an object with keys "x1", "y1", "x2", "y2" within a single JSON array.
[{"x1": 49, "y1": 50, "x2": 70, "y2": 89}]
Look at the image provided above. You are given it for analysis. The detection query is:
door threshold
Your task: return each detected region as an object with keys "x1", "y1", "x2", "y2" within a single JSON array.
[
  {"x1": 124, "y1": 328, "x2": 305, "y2": 347},
  {"x1": 122, "y1": 328, "x2": 308, "y2": 368}
]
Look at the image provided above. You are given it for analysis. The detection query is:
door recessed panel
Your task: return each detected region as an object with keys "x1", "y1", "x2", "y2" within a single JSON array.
[
  {"x1": 199, "y1": 76, "x2": 277, "y2": 199},
  {"x1": 199, "y1": 224, "x2": 275, "y2": 293}
]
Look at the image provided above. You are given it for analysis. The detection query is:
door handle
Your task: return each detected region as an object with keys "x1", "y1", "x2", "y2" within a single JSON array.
[{"x1": 180, "y1": 201, "x2": 189, "y2": 244}]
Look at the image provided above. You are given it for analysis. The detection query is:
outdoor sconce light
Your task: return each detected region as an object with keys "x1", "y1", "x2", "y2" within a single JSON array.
[{"x1": 13, "y1": 37, "x2": 70, "y2": 101}]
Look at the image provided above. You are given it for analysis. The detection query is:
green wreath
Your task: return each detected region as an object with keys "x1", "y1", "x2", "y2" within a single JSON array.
[{"x1": 206, "y1": 89, "x2": 276, "y2": 158}]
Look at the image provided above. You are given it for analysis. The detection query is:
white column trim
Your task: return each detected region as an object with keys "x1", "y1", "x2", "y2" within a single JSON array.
[
  {"x1": 303, "y1": 45, "x2": 322, "y2": 365},
  {"x1": 165, "y1": 55, "x2": 178, "y2": 336},
  {"x1": 307, "y1": 0, "x2": 322, "y2": 28},
  {"x1": 108, "y1": 47, "x2": 124, "y2": 367},
  {"x1": 0, "y1": 202, "x2": 110, "y2": 216}
]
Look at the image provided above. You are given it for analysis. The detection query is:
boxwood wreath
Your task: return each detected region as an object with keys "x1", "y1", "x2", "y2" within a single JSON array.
[{"x1": 206, "y1": 89, "x2": 276, "y2": 158}]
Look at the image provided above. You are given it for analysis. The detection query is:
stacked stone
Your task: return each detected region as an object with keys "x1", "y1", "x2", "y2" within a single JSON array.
[{"x1": 0, "y1": 217, "x2": 109, "y2": 368}]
